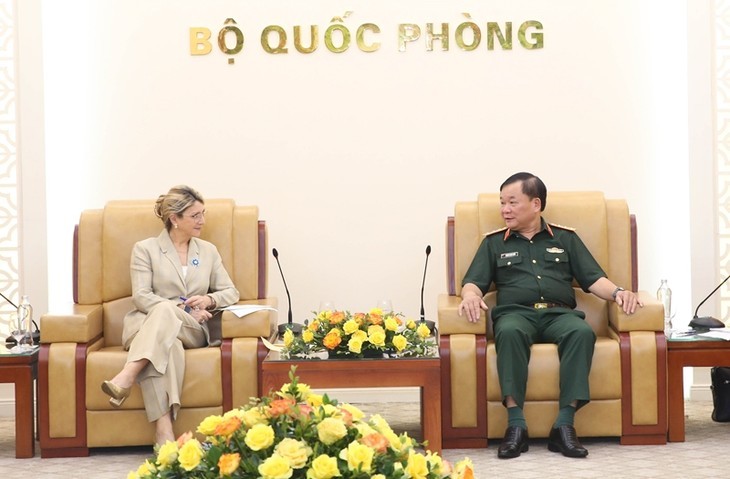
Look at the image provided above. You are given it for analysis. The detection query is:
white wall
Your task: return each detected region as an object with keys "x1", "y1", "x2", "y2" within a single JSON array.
[
  {"x1": 5, "y1": 0, "x2": 709, "y2": 412},
  {"x1": 37, "y1": 0, "x2": 694, "y2": 323}
]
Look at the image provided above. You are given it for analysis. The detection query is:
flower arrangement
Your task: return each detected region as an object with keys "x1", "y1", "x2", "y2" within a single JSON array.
[
  {"x1": 281, "y1": 308, "x2": 436, "y2": 359},
  {"x1": 128, "y1": 368, "x2": 474, "y2": 479}
]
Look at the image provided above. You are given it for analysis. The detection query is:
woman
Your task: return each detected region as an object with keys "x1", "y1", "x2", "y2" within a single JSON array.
[{"x1": 101, "y1": 185, "x2": 239, "y2": 445}]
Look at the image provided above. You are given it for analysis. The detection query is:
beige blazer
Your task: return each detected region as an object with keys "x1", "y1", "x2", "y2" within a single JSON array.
[{"x1": 122, "y1": 229, "x2": 240, "y2": 347}]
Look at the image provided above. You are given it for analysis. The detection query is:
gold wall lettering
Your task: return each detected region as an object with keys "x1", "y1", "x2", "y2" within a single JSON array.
[{"x1": 189, "y1": 14, "x2": 544, "y2": 64}]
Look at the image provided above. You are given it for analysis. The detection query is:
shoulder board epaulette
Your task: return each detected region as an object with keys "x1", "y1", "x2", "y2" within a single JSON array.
[
  {"x1": 483, "y1": 226, "x2": 508, "y2": 237},
  {"x1": 549, "y1": 223, "x2": 576, "y2": 232}
]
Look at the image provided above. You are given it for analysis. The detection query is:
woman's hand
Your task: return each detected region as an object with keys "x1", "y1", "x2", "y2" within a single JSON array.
[
  {"x1": 181, "y1": 295, "x2": 215, "y2": 323},
  {"x1": 183, "y1": 294, "x2": 214, "y2": 311},
  {"x1": 190, "y1": 308, "x2": 213, "y2": 324}
]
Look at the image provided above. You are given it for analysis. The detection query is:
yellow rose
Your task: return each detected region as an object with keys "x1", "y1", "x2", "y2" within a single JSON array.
[
  {"x1": 339, "y1": 440, "x2": 374, "y2": 474},
  {"x1": 342, "y1": 319, "x2": 361, "y2": 335},
  {"x1": 223, "y1": 408, "x2": 246, "y2": 422},
  {"x1": 392, "y1": 334, "x2": 408, "y2": 352},
  {"x1": 385, "y1": 430, "x2": 411, "y2": 454},
  {"x1": 128, "y1": 459, "x2": 156, "y2": 479},
  {"x1": 156, "y1": 440, "x2": 178, "y2": 468},
  {"x1": 372, "y1": 476, "x2": 386, "y2": 479},
  {"x1": 306, "y1": 454, "x2": 341, "y2": 479},
  {"x1": 348, "y1": 337, "x2": 363, "y2": 354},
  {"x1": 417, "y1": 322, "x2": 431, "y2": 338},
  {"x1": 384, "y1": 317, "x2": 399, "y2": 332},
  {"x1": 302, "y1": 329, "x2": 315, "y2": 343},
  {"x1": 242, "y1": 407, "x2": 268, "y2": 428},
  {"x1": 196, "y1": 414, "x2": 224, "y2": 436},
  {"x1": 426, "y1": 451, "x2": 444, "y2": 475},
  {"x1": 258, "y1": 453, "x2": 294, "y2": 479},
  {"x1": 369, "y1": 414, "x2": 394, "y2": 435},
  {"x1": 369, "y1": 307, "x2": 383, "y2": 316},
  {"x1": 367, "y1": 325, "x2": 386, "y2": 347},
  {"x1": 339, "y1": 403, "x2": 365, "y2": 421},
  {"x1": 317, "y1": 311, "x2": 331, "y2": 322},
  {"x1": 283, "y1": 329, "x2": 294, "y2": 347},
  {"x1": 317, "y1": 417, "x2": 348, "y2": 445},
  {"x1": 355, "y1": 422, "x2": 377, "y2": 437},
  {"x1": 218, "y1": 452, "x2": 241, "y2": 476},
  {"x1": 306, "y1": 393, "x2": 324, "y2": 408},
  {"x1": 406, "y1": 451, "x2": 429, "y2": 479},
  {"x1": 406, "y1": 319, "x2": 417, "y2": 330},
  {"x1": 244, "y1": 423, "x2": 275, "y2": 451},
  {"x1": 352, "y1": 330, "x2": 367, "y2": 341},
  {"x1": 178, "y1": 438, "x2": 204, "y2": 471},
  {"x1": 321, "y1": 404, "x2": 338, "y2": 416},
  {"x1": 275, "y1": 438, "x2": 313, "y2": 469}
]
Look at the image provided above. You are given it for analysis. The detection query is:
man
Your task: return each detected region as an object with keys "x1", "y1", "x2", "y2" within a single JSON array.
[{"x1": 458, "y1": 172, "x2": 641, "y2": 459}]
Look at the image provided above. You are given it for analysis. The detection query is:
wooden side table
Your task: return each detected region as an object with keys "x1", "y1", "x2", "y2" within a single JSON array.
[
  {"x1": 667, "y1": 337, "x2": 730, "y2": 442},
  {"x1": 0, "y1": 346, "x2": 39, "y2": 458}
]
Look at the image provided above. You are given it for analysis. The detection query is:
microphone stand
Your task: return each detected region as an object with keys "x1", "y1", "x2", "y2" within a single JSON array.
[
  {"x1": 272, "y1": 248, "x2": 302, "y2": 336},
  {"x1": 689, "y1": 273, "x2": 729, "y2": 329},
  {"x1": 420, "y1": 245, "x2": 436, "y2": 333}
]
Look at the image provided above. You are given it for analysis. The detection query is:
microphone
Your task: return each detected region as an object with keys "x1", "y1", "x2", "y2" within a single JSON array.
[
  {"x1": 419, "y1": 245, "x2": 436, "y2": 332},
  {"x1": 272, "y1": 248, "x2": 302, "y2": 336},
  {"x1": 689, "y1": 274, "x2": 729, "y2": 329},
  {"x1": 0, "y1": 292, "x2": 17, "y2": 309}
]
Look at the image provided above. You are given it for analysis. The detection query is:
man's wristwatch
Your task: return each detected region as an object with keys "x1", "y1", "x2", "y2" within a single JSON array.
[{"x1": 612, "y1": 287, "x2": 625, "y2": 300}]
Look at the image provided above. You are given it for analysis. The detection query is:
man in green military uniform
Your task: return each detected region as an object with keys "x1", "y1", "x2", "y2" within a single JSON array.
[{"x1": 459, "y1": 172, "x2": 642, "y2": 459}]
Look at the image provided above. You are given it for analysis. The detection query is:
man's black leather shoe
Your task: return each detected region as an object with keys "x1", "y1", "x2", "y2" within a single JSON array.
[
  {"x1": 547, "y1": 425, "x2": 589, "y2": 458},
  {"x1": 497, "y1": 426, "x2": 529, "y2": 459}
]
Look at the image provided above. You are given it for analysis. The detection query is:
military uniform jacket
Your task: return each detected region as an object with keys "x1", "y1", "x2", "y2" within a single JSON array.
[{"x1": 462, "y1": 219, "x2": 606, "y2": 315}]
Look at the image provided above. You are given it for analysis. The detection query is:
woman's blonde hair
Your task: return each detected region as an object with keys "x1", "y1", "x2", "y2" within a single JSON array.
[{"x1": 154, "y1": 185, "x2": 205, "y2": 230}]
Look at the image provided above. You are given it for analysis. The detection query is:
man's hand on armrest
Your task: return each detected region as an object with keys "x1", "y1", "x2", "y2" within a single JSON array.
[{"x1": 458, "y1": 283, "x2": 488, "y2": 323}]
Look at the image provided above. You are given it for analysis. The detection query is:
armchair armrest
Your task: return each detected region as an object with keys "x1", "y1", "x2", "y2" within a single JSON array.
[
  {"x1": 608, "y1": 291, "x2": 664, "y2": 332},
  {"x1": 40, "y1": 303, "x2": 104, "y2": 343},
  {"x1": 221, "y1": 298, "x2": 278, "y2": 338},
  {"x1": 437, "y1": 294, "x2": 488, "y2": 335}
]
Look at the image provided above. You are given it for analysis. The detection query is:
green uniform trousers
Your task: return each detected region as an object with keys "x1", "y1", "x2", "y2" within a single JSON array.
[{"x1": 493, "y1": 305, "x2": 596, "y2": 410}]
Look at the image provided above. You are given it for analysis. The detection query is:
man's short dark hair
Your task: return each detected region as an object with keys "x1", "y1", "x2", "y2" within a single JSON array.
[{"x1": 500, "y1": 172, "x2": 547, "y2": 211}]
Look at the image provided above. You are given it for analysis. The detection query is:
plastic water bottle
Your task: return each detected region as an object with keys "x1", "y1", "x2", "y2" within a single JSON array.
[
  {"x1": 17, "y1": 295, "x2": 33, "y2": 346},
  {"x1": 656, "y1": 280, "x2": 672, "y2": 331}
]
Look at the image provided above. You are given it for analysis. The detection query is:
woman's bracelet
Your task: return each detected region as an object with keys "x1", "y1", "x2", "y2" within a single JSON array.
[{"x1": 207, "y1": 294, "x2": 217, "y2": 310}]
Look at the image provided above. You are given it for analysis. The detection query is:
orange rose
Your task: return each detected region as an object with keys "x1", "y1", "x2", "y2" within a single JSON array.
[
  {"x1": 361, "y1": 432, "x2": 389, "y2": 453},
  {"x1": 268, "y1": 398, "x2": 296, "y2": 418},
  {"x1": 323, "y1": 330, "x2": 342, "y2": 350},
  {"x1": 369, "y1": 312, "x2": 383, "y2": 325},
  {"x1": 218, "y1": 452, "x2": 241, "y2": 476},
  {"x1": 339, "y1": 407, "x2": 353, "y2": 426},
  {"x1": 329, "y1": 311, "x2": 346, "y2": 324},
  {"x1": 213, "y1": 417, "x2": 242, "y2": 438},
  {"x1": 297, "y1": 403, "x2": 314, "y2": 419},
  {"x1": 353, "y1": 313, "x2": 366, "y2": 325},
  {"x1": 176, "y1": 431, "x2": 193, "y2": 448}
]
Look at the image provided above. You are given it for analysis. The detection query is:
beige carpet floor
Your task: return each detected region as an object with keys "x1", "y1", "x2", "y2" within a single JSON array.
[{"x1": 0, "y1": 400, "x2": 728, "y2": 478}]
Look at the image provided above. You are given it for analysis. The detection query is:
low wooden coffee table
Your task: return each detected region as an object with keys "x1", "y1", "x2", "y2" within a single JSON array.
[
  {"x1": 0, "y1": 345, "x2": 39, "y2": 458},
  {"x1": 667, "y1": 335, "x2": 730, "y2": 442},
  {"x1": 262, "y1": 351, "x2": 442, "y2": 452}
]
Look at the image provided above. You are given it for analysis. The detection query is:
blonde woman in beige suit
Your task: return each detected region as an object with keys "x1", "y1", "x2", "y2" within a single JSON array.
[{"x1": 100, "y1": 185, "x2": 239, "y2": 445}]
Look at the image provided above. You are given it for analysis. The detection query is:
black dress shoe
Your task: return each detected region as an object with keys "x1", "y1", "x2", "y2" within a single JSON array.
[
  {"x1": 547, "y1": 425, "x2": 588, "y2": 458},
  {"x1": 498, "y1": 426, "x2": 529, "y2": 459}
]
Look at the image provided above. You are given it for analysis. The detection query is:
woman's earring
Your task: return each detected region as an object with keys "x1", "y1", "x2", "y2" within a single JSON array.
[{"x1": 174, "y1": 223, "x2": 178, "y2": 229}]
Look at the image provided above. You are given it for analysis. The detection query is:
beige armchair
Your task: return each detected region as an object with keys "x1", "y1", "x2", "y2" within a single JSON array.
[
  {"x1": 39, "y1": 199, "x2": 277, "y2": 457},
  {"x1": 438, "y1": 192, "x2": 667, "y2": 448}
]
